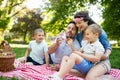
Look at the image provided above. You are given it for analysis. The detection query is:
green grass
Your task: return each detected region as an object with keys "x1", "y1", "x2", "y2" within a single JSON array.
[
  {"x1": 109, "y1": 47, "x2": 120, "y2": 69},
  {"x1": 11, "y1": 46, "x2": 120, "y2": 69},
  {"x1": 12, "y1": 47, "x2": 26, "y2": 58}
]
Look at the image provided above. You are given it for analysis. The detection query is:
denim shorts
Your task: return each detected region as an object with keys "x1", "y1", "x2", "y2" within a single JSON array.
[{"x1": 73, "y1": 59, "x2": 93, "y2": 74}]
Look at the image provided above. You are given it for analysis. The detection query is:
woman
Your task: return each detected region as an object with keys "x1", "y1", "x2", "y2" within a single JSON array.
[{"x1": 74, "y1": 11, "x2": 112, "y2": 80}]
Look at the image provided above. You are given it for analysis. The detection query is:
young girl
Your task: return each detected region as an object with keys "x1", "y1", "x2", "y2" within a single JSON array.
[
  {"x1": 50, "y1": 24, "x2": 105, "y2": 80},
  {"x1": 23, "y1": 28, "x2": 49, "y2": 66}
]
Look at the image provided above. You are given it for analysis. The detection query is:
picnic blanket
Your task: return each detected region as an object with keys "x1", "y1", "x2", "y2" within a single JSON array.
[{"x1": 0, "y1": 61, "x2": 120, "y2": 80}]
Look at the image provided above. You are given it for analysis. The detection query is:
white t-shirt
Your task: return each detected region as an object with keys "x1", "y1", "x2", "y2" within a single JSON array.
[
  {"x1": 51, "y1": 39, "x2": 80, "y2": 64},
  {"x1": 29, "y1": 40, "x2": 48, "y2": 64},
  {"x1": 81, "y1": 39, "x2": 105, "y2": 56}
]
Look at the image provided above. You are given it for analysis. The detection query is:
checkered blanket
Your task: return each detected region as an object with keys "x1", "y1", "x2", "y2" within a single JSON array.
[{"x1": 0, "y1": 62, "x2": 120, "y2": 80}]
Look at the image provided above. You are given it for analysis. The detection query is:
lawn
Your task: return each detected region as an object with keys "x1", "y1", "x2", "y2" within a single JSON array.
[{"x1": 12, "y1": 45, "x2": 120, "y2": 69}]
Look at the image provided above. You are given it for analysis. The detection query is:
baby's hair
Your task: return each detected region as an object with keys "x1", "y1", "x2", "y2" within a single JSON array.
[
  {"x1": 86, "y1": 24, "x2": 102, "y2": 36},
  {"x1": 34, "y1": 28, "x2": 44, "y2": 35}
]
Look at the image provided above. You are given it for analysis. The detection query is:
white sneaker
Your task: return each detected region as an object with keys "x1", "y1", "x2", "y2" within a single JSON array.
[{"x1": 49, "y1": 72, "x2": 63, "y2": 80}]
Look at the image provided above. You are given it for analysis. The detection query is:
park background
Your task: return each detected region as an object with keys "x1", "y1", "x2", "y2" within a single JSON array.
[{"x1": 0, "y1": 0, "x2": 120, "y2": 77}]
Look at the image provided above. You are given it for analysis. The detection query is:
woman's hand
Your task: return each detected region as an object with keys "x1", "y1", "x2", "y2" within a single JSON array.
[
  {"x1": 101, "y1": 49, "x2": 111, "y2": 60},
  {"x1": 101, "y1": 53, "x2": 109, "y2": 60}
]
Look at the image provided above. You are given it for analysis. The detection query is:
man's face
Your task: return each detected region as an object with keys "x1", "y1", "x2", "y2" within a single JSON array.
[{"x1": 66, "y1": 23, "x2": 77, "y2": 39}]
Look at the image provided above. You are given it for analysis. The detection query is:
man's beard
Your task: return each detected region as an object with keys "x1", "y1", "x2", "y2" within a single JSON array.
[{"x1": 66, "y1": 36, "x2": 75, "y2": 39}]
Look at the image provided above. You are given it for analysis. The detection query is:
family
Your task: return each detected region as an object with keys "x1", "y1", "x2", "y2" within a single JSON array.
[{"x1": 19, "y1": 11, "x2": 112, "y2": 80}]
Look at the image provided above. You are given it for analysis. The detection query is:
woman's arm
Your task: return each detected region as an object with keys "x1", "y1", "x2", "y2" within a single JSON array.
[
  {"x1": 99, "y1": 30, "x2": 112, "y2": 60},
  {"x1": 101, "y1": 49, "x2": 111, "y2": 60}
]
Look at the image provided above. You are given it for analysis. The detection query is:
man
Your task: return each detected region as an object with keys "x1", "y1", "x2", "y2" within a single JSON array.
[{"x1": 48, "y1": 21, "x2": 80, "y2": 71}]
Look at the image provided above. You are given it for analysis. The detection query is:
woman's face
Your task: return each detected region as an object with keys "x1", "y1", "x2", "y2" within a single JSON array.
[{"x1": 74, "y1": 18, "x2": 88, "y2": 31}]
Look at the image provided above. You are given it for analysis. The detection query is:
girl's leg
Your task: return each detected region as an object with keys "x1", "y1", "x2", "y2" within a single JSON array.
[{"x1": 58, "y1": 53, "x2": 83, "y2": 79}]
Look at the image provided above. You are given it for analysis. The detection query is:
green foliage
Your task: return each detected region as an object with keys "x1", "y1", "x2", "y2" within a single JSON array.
[
  {"x1": 0, "y1": 0, "x2": 24, "y2": 29},
  {"x1": 102, "y1": 0, "x2": 120, "y2": 41},
  {"x1": 10, "y1": 9, "x2": 43, "y2": 42},
  {"x1": 44, "y1": 0, "x2": 91, "y2": 33}
]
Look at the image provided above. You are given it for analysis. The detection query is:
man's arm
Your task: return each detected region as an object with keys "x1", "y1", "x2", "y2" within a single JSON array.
[
  {"x1": 48, "y1": 38, "x2": 63, "y2": 54},
  {"x1": 48, "y1": 43, "x2": 59, "y2": 54}
]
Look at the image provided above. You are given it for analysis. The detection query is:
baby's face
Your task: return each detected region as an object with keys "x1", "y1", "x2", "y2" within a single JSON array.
[{"x1": 35, "y1": 32, "x2": 44, "y2": 43}]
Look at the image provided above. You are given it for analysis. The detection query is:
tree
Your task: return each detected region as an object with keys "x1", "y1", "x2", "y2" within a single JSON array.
[
  {"x1": 102, "y1": 0, "x2": 120, "y2": 45},
  {"x1": 0, "y1": 0, "x2": 24, "y2": 41},
  {"x1": 10, "y1": 8, "x2": 43, "y2": 42},
  {"x1": 43, "y1": 0, "x2": 98, "y2": 34}
]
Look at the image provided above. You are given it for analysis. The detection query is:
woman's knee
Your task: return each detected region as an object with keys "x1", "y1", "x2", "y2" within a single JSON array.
[{"x1": 85, "y1": 64, "x2": 107, "y2": 80}]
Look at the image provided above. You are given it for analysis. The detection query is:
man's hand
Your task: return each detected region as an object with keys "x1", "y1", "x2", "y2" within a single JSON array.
[{"x1": 51, "y1": 64, "x2": 59, "y2": 71}]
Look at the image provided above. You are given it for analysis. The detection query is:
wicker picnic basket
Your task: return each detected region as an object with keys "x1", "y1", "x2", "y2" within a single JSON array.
[{"x1": 0, "y1": 40, "x2": 16, "y2": 72}]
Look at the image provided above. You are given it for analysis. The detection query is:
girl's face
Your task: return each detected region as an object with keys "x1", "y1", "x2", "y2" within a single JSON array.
[
  {"x1": 84, "y1": 29, "x2": 98, "y2": 43},
  {"x1": 35, "y1": 32, "x2": 44, "y2": 43},
  {"x1": 74, "y1": 18, "x2": 88, "y2": 31}
]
